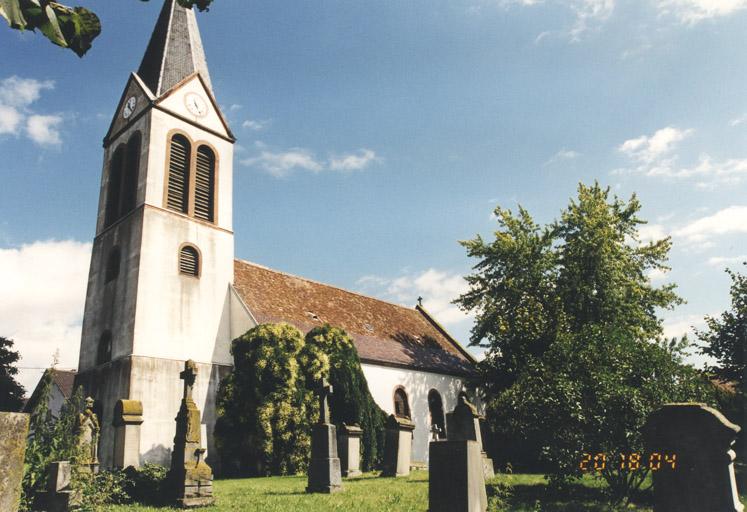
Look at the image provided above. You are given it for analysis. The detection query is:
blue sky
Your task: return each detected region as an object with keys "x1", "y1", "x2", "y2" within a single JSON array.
[{"x1": 1, "y1": 0, "x2": 746, "y2": 391}]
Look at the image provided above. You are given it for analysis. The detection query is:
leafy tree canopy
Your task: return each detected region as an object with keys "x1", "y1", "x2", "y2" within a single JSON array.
[
  {"x1": 456, "y1": 182, "x2": 713, "y2": 502},
  {"x1": 0, "y1": 336, "x2": 26, "y2": 412},
  {"x1": 0, "y1": 0, "x2": 214, "y2": 57},
  {"x1": 699, "y1": 263, "x2": 747, "y2": 393}
]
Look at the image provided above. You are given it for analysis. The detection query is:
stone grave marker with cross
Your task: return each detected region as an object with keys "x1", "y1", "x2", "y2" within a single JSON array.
[{"x1": 306, "y1": 378, "x2": 343, "y2": 493}]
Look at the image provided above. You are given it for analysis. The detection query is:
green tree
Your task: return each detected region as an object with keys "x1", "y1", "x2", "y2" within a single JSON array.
[
  {"x1": 0, "y1": 336, "x2": 26, "y2": 412},
  {"x1": 0, "y1": 0, "x2": 213, "y2": 57},
  {"x1": 699, "y1": 263, "x2": 747, "y2": 393},
  {"x1": 456, "y1": 182, "x2": 713, "y2": 502}
]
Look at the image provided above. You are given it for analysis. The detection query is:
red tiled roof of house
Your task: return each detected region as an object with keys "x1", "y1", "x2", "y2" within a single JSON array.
[
  {"x1": 233, "y1": 259, "x2": 476, "y2": 376},
  {"x1": 51, "y1": 369, "x2": 77, "y2": 399}
]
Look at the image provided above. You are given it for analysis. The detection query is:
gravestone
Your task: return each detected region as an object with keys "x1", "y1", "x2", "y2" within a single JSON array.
[
  {"x1": 430, "y1": 394, "x2": 488, "y2": 512},
  {"x1": 33, "y1": 461, "x2": 76, "y2": 512},
  {"x1": 76, "y1": 397, "x2": 100, "y2": 474},
  {"x1": 113, "y1": 399, "x2": 144, "y2": 469},
  {"x1": 338, "y1": 423, "x2": 363, "y2": 477},
  {"x1": 0, "y1": 412, "x2": 29, "y2": 512},
  {"x1": 445, "y1": 393, "x2": 494, "y2": 479},
  {"x1": 381, "y1": 414, "x2": 415, "y2": 477},
  {"x1": 307, "y1": 379, "x2": 343, "y2": 493},
  {"x1": 644, "y1": 403, "x2": 743, "y2": 512},
  {"x1": 168, "y1": 360, "x2": 214, "y2": 508}
]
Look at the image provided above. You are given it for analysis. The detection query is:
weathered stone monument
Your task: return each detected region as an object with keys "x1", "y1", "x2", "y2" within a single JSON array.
[
  {"x1": 307, "y1": 379, "x2": 343, "y2": 493},
  {"x1": 0, "y1": 412, "x2": 30, "y2": 512},
  {"x1": 168, "y1": 360, "x2": 214, "y2": 508},
  {"x1": 429, "y1": 394, "x2": 488, "y2": 512},
  {"x1": 445, "y1": 393, "x2": 494, "y2": 479},
  {"x1": 338, "y1": 423, "x2": 363, "y2": 477},
  {"x1": 381, "y1": 414, "x2": 416, "y2": 477},
  {"x1": 76, "y1": 397, "x2": 100, "y2": 474},
  {"x1": 33, "y1": 461, "x2": 76, "y2": 512},
  {"x1": 113, "y1": 399, "x2": 144, "y2": 469},
  {"x1": 644, "y1": 403, "x2": 743, "y2": 512}
]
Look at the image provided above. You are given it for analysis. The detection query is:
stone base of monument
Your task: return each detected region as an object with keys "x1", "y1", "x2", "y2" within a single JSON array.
[
  {"x1": 307, "y1": 423, "x2": 343, "y2": 493},
  {"x1": 32, "y1": 462, "x2": 81, "y2": 512},
  {"x1": 338, "y1": 424, "x2": 363, "y2": 478},
  {"x1": 482, "y1": 453, "x2": 495, "y2": 479},
  {"x1": 429, "y1": 440, "x2": 488, "y2": 512},
  {"x1": 381, "y1": 415, "x2": 415, "y2": 477},
  {"x1": 169, "y1": 462, "x2": 215, "y2": 508}
]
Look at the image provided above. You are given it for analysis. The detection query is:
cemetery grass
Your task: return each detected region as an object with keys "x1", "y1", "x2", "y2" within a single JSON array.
[{"x1": 108, "y1": 471, "x2": 747, "y2": 511}]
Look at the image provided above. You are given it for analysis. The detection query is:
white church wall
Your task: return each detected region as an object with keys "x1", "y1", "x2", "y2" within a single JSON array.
[{"x1": 360, "y1": 362, "x2": 468, "y2": 464}]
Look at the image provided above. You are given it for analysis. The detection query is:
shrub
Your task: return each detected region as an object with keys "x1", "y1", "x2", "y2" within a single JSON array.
[{"x1": 122, "y1": 463, "x2": 168, "y2": 505}]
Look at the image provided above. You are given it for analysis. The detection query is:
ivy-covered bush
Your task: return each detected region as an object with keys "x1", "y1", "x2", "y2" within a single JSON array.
[
  {"x1": 215, "y1": 322, "x2": 387, "y2": 476},
  {"x1": 304, "y1": 325, "x2": 386, "y2": 471}
]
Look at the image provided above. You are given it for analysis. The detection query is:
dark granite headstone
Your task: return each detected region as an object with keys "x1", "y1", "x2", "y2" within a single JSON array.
[
  {"x1": 644, "y1": 403, "x2": 743, "y2": 512},
  {"x1": 430, "y1": 440, "x2": 488, "y2": 512},
  {"x1": 381, "y1": 414, "x2": 415, "y2": 477},
  {"x1": 168, "y1": 360, "x2": 214, "y2": 508},
  {"x1": 0, "y1": 412, "x2": 29, "y2": 512},
  {"x1": 307, "y1": 379, "x2": 343, "y2": 493}
]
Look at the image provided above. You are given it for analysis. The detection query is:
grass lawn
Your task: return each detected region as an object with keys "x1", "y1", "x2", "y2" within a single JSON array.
[{"x1": 109, "y1": 471, "x2": 747, "y2": 511}]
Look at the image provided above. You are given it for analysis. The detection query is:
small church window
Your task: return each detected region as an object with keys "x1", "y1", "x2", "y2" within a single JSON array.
[
  {"x1": 179, "y1": 245, "x2": 200, "y2": 277},
  {"x1": 167, "y1": 134, "x2": 191, "y2": 214},
  {"x1": 105, "y1": 246, "x2": 121, "y2": 283},
  {"x1": 394, "y1": 387, "x2": 411, "y2": 418},
  {"x1": 121, "y1": 132, "x2": 141, "y2": 215},
  {"x1": 194, "y1": 145, "x2": 215, "y2": 222},
  {"x1": 96, "y1": 330, "x2": 112, "y2": 365},
  {"x1": 104, "y1": 146, "x2": 125, "y2": 227},
  {"x1": 428, "y1": 389, "x2": 446, "y2": 439}
]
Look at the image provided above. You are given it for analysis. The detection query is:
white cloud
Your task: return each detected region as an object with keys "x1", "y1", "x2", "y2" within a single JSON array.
[
  {"x1": 242, "y1": 118, "x2": 269, "y2": 131},
  {"x1": 356, "y1": 268, "x2": 472, "y2": 327},
  {"x1": 673, "y1": 205, "x2": 747, "y2": 243},
  {"x1": 637, "y1": 223, "x2": 669, "y2": 243},
  {"x1": 0, "y1": 76, "x2": 62, "y2": 146},
  {"x1": 647, "y1": 268, "x2": 670, "y2": 282},
  {"x1": 707, "y1": 255, "x2": 747, "y2": 267},
  {"x1": 241, "y1": 146, "x2": 378, "y2": 177},
  {"x1": 544, "y1": 148, "x2": 581, "y2": 166},
  {"x1": 329, "y1": 149, "x2": 378, "y2": 171},
  {"x1": 0, "y1": 76, "x2": 54, "y2": 108},
  {"x1": 657, "y1": 0, "x2": 747, "y2": 24},
  {"x1": 619, "y1": 126, "x2": 693, "y2": 164},
  {"x1": 0, "y1": 104, "x2": 22, "y2": 134},
  {"x1": 730, "y1": 113, "x2": 747, "y2": 126},
  {"x1": 0, "y1": 240, "x2": 91, "y2": 392},
  {"x1": 26, "y1": 114, "x2": 62, "y2": 146},
  {"x1": 662, "y1": 314, "x2": 706, "y2": 340},
  {"x1": 495, "y1": 0, "x2": 614, "y2": 40}
]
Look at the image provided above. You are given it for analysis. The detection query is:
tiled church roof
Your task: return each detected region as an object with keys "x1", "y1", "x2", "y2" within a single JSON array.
[
  {"x1": 233, "y1": 259, "x2": 476, "y2": 377},
  {"x1": 137, "y1": 0, "x2": 213, "y2": 97}
]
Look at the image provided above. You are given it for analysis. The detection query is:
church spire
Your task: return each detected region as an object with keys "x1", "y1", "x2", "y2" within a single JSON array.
[{"x1": 137, "y1": 0, "x2": 213, "y2": 98}]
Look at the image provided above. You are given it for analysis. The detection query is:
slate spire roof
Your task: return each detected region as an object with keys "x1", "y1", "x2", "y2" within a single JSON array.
[{"x1": 137, "y1": 0, "x2": 213, "y2": 97}]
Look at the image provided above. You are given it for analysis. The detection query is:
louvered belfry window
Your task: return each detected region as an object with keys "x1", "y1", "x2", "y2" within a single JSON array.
[
  {"x1": 179, "y1": 245, "x2": 200, "y2": 277},
  {"x1": 167, "y1": 134, "x2": 190, "y2": 213},
  {"x1": 194, "y1": 145, "x2": 215, "y2": 222}
]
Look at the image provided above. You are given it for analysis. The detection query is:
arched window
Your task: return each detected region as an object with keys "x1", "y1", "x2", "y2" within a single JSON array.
[
  {"x1": 428, "y1": 389, "x2": 446, "y2": 439},
  {"x1": 121, "y1": 132, "x2": 141, "y2": 215},
  {"x1": 104, "y1": 146, "x2": 125, "y2": 227},
  {"x1": 166, "y1": 134, "x2": 190, "y2": 213},
  {"x1": 105, "y1": 246, "x2": 121, "y2": 283},
  {"x1": 96, "y1": 330, "x2": 112, "y2": 365},
  {"x1": 393, "y1": 387, "x2": 410, "y2": 418},
  {"x1": 179, "y1": 245, "x2": 200, "y2": 277},
  {"x1": 194, "y1": 145, "x2": 215, "y2": 222}
]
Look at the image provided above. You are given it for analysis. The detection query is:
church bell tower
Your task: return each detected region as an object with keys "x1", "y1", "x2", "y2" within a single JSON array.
[{"x1": 77, "y1": 0, "x2": 235, "y2": 468}]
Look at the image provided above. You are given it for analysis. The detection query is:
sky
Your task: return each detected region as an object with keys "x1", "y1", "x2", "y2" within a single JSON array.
[{"x1": 1, "y1": 0, "x2": 746, "y2": 393}]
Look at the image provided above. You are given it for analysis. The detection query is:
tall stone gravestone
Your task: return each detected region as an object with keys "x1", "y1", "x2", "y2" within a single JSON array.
[
  {"x1": 307, "y1": 379, "x2": 343, "y2": 493},
  {"x1": 113, "y1": 399, "x2": 143, "y2": 469},
  {"x1": 445, "y1": 393, "x2": 494, "y2": 479},
  {"x1": 168, "y1": 360, "x2": 214, "y2": 508},
  {"x1": 0, "y1": 412, "x2": 29, "y2": 512},
  {"x1": 338, "y1": 423, "x2": 363, "y2": 477},
  {"x1": 430, "y1": 394, "x2": 488, "y2": 512},
  {"x1": 644, "y1": 403, "x2": 743, "y2": 512},
  {"x1": 381, "y1": 414, "x2": 415, "y2": 477}
]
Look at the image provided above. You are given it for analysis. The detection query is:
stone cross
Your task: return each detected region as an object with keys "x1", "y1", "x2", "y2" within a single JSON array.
[
  {"x1": 315, "y1": 378, "x2": 333, "y2": 425},
  {"x1": 180, "y1": 359, "x2": 198, "y2": 401}
]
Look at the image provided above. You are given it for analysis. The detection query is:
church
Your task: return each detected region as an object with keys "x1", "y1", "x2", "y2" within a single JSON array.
[{"x1": 74, "y1": 0, "x2": 477, "y2": 471}]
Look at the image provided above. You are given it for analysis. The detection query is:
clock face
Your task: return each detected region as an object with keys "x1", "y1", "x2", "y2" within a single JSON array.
[
  {"x1": 123, "y1": 96, "x2": 137, "y2": 119},
  {"x1": 185, "y1": 93, "x2": 208, "y2": 117}
]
